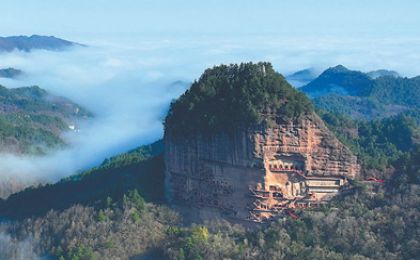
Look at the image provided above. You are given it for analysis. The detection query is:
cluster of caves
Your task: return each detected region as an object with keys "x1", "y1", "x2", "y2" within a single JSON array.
[
  {"x1": 168, "y1": 154, "x2": 350, "y2": 223},
  {"x1": 169, "y1": 164, "x2": 237, "y2": 215},
  {"x1": 248, "y1": 154, "x2": 348, "y2": 222}
]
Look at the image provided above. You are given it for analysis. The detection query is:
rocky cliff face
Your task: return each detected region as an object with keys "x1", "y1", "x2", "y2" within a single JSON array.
[
  {"x1": 164, "y1": 112, "x2": 359, "y2": 222},
  {"x1": 164, "y1": 62, "x2": 360, "y2": 222}
]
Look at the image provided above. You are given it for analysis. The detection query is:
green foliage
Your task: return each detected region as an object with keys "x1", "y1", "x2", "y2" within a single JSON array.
[
  {"x1": 393, "y1": 145, "x2": 420, "y2": 185},
  {"x1": 301, "y1": 65, "x2": 373, "y2": 97},
  {"x1": 370, "y1": 76, "x2": 420, "y2": 108},
  {"x1": 0, "y1": 85, "x2": 92, "y2": 154},
  {"x1": 131, "y1": 211, "x2": 141, "y2": 223},
  {"x1": 306, "y1": 68, "x2": 420, "y2": 120},
  {"x1": 0, "y1": 113, "x2": 66, "y2": 154},
  {"x1": 105, "y1": 196, "x2": 113, "y2": 208},
  {"x1": 312, "y1": 94, "x2": 412, "y2": 120},
  {"x1": 181, "y1": 226, "x2": 209, "y2": 260},
  {"x1": 103, "y1": 240, "x2": 115, "y2": 249},
  {"x1": 97, "y1": 210, "x2": 108, "y2": 222},
  {"x1": 123, "y1": 189, "x2": 145, "y2": 212},
  {"x1": 54, "y1": 245, "x2": 96, "y2": 260},
  {"x1": 164, "y1": 168, "x2": 419, "y2": 259},
  {"x1": 1, "y1": 137, "x2": 418, "y2": 259},
  {"x1": 319, "y1": 110, "x2": 418, "y2": 170},
  {"x1": 165, "y1": 62, "x2": 313, "y2": 134},
  {"x1": 74, "y1": 140, "x2": 163, "y2": 180},
  {"x1": 0, "y1": 143, "x2": 164, "y2": 219}
]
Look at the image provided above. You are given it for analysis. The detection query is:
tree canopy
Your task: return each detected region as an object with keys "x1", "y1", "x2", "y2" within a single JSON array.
[{"x1": 165, "y1": 62, "x2": 313, "y2": 134}]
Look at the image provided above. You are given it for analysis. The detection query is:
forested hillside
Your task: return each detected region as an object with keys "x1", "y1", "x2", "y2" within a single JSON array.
[
  {"x1": 0, "y1": 65, "x2": 418, "y2": 259},
  {"x1": 301, "y1": 66, "x2": 420, "y2": 120},
  {"x1": 319, "y1": 110, "x2": 419, "y2": 173},
  {"x1": 0, "y1": 140, "x2": 164, "y2": 218},
  {"x1": 165, "y1": 62, "x2": 312, "y2": 134},
  {"x1": 0, "y1": 85, "x2": 91, "y2": 154}
]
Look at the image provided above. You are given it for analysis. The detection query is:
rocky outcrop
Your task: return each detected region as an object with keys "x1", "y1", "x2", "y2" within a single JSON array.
[{"x1": 164, "y1": 113, "x2": 359, "y2": 222}]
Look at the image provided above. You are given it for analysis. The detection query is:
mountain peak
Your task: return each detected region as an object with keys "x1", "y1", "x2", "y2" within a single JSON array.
[
  {"x1": 300, "y1": 65, "x2": 373, "y2": 97},
  {"x1": 367, "y1": 69, "x2": 400, "y2": 79},
  {"x1": 328, "y1": 65, "x2": 349, "y2": 73},
  {"x1": 165, "y1": 62, "x2": 313, "y2": 134},
  {"x1": 0, "y1": 67, "x2": 23, "y2": 79},
  {"x1": 0, "y1": 35, "x2": 84, "y2": 52}
]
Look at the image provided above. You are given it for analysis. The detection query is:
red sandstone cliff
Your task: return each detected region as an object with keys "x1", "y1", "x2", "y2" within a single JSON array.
[
  {"x1": 164, "y1": 62, "x2": 359, "y2": 222},
  {"x1": 164, "y1": 113, "x2": 359, "y2": 221}
]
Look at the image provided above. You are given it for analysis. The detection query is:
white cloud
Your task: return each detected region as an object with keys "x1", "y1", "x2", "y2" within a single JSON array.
[{"x1": 0, "y1": 35, "x2": 419, "y2": 196}]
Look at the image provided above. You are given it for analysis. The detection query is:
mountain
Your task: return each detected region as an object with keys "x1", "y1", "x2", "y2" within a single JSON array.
[
  {"x1": 312, "y1": 94, "x2": 412, "y2": 120},
  {"x1": 370, "y1": 76, "x2": 420, "y2": 108},
  {"x1": 286, "y1": 68, "x2": 318, "y2": 87},
  {"x1": 0, "y1": 68, "x2": 23, "y2": 79},
  {"x1": 0, "y1": 85, "x2": 91, "y2": 155},
  {"x1": 300, "y1": 65, "x2": 373, "y2": 97},
  {"x1": 0, "y1": 63, "x2": 418, "y2": 259},
  {"x1": 301, "y1": 65, "x2": 420, "y2": 120},
  {"x1": 165, "y1": 62, "x2": 313, "y2": 134},
  {"x1": 165, "y1": 62, "x2": 359, "y2": 222},
  {"x1": 0, "y1": 35, "x2": 84, "y2": 52},
  {"x1": 367, "y1": 69, "x2": 400, "y2": 79}
]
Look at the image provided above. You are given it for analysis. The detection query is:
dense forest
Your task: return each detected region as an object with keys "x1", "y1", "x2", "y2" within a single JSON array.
[
  {"x1": 319, "y1": 110, "x2": 419, "y2": 172},
  {"x1": 0, "y1": 85, "x2": 91, "y2": 154},
  {"x1": 165, "y1": 62, "x2": 312, "y2": 134},
  {"x1": 302, "y1": 66, "x2": 420, "y2": 120}
]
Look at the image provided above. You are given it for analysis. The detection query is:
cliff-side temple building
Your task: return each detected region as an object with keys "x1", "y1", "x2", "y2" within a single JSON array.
[{"x1": 164, "y1": 63, "x2": 359, "y2": 222}]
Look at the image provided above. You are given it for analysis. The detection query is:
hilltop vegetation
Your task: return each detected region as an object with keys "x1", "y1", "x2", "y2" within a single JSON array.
[
  {"x1": 165, "y1": 62, "x2": 312, "y2": 134},
  {"x1": 0, "y1": 85, "x2": 91, "y2": 154}
]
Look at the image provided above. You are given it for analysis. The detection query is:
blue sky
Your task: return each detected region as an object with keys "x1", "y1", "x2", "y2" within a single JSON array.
[{"x1": 1, "y1": 0, "x2": 419, "y2": 42}]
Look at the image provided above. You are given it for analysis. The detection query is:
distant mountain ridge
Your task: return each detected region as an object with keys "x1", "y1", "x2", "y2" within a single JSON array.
[
  {"x1": 367, "y1": 69, "x2": 400, "y2": 79},
  {"x1": 0, "y1": 85, "x2": 92, "y2": 155},
  {"x1": 300, "y1": 65, "x2": 420, "y2": 120},
  {"x1": 0, "y1": 35, "x2": 84, "y2": 52},
  {"x1": 300, "y1": 65, "x2": 373, "y2": 97},
  {"x1": 286, "y1": 68, "x2": 319, "y2": 87},
  {"x1": 0, "y1": 68, "x2": 23, "y2": 79}
]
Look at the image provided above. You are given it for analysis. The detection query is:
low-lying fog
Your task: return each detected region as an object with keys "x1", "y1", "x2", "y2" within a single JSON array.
[{"x1": 0, "y1": 35, "x2": 419, "y2": 194}]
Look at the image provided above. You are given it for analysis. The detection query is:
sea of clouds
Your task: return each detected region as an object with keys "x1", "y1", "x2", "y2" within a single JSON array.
[
  {"x1": 0, "y1": 34, "x2": 419, "y2": 259},
  {"x1": 0, "y1": 35, "x2": 419, "y2": 192}
]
